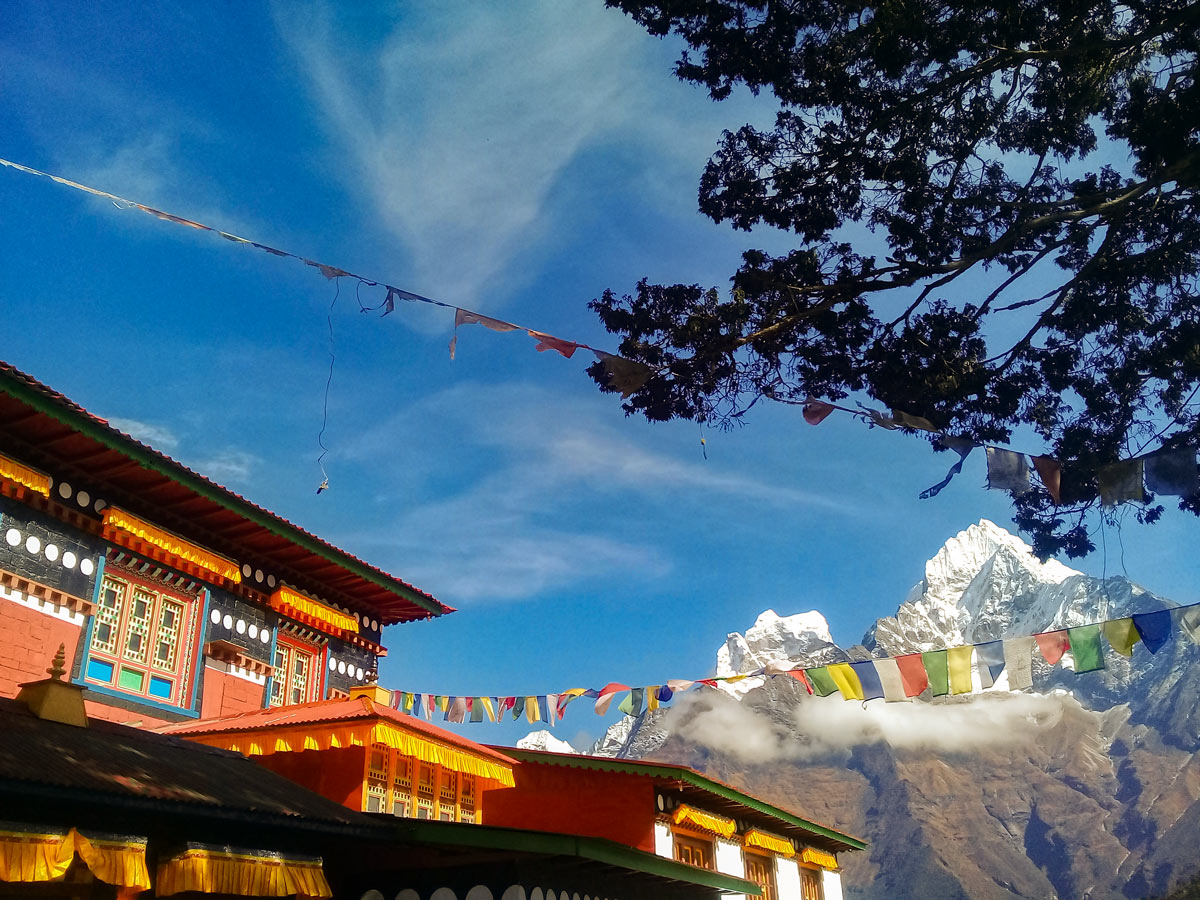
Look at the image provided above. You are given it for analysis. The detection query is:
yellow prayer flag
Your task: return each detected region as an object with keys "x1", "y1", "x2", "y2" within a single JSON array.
[
  {"x1": 526, "y1": 697, "x2": 540, "y2": 723},
  {"x1": 480, "y1": 697, "x2": 496, "y2": 722},
  {"x1": 948, "y1": 646, "x2": 974, "y2": 694},
  {"x1": 1103, "y1": 618, "x2": 1141, "y2": 657},
  {"x1": 827, "y1": 663, "x2": 864, "y2": 701},
  {"x1": 647, "y1": 687, "x2": 660, "y2": 711}
]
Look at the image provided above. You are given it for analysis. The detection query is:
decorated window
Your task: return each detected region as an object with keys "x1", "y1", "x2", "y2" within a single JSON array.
[
  {"x1": 801, "y1": 866, "x2": 824, "y2": 900},
  {"x1": 745, "y1": 853, "x2": 778, "y2": 900},
  {"x1": 85, "y1": 573, "x2": 197, "y2": 707},
  {"x1": 269, "y1": 636, "x2": 321, "y2": 707},
  {"x1": 673, "y1": 833, "x2": 714, "y2": 870},
  {"x1": 392, "y1": 757, "x2": 412, "y2": 817},
  {"x1": 366, "y1": 743, "x2": 389, "y2": 813}
]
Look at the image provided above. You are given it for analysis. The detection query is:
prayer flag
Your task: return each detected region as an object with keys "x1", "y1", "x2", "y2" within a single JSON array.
[
  {"x1": 454, "y1": 308, "x2": 520, "y2": 333},
  {"x1": 921, "y1": 650, "x2": 950, "y2": 696},
  {"x1": 1132, "y1": 610, "x2": 1172, "y2": 653},
  {"x1": 469, "y1": 699, "x2": 484, "y2": 723},
  {"x1": 787, "y1": 669, "x2": 814, "y2": 694},
  {"x1": 805, "y1": 667, "x2": 839, "y2": 697},
  {"x1": 1032, "y1": 456, "x2": 1062, "y2": 505},
  {"x1": 1067, "y1": 625, "x2": 1106, "y2": 673},
  {"x1": 1098, "y1": 459, "x2": 1144, "y2": 506},
  {"x1": 872, "y1": 657, "x2": 909, "y2": 702},
  {"x1": 482, "y1": 697, "x2": 497, "y2": 722},
  {"x1": 891, "y1": 409, "x2": 939, "y2": 432},
  {"x1": 894, "y1": 654, "x2": 929, "y2": 696},
  {"x1": 647, "y1": 687, "x2": 660, "y2": 711},
  {"x1": 975, "y1": 641, "x2": 1006, "y2": 687},
  {"x1": 827, "y1": 663, "x2": 865, "y2": 701},
  {"x1": 802, "y1": 399, "x2": 835, "y2": 425},
  {"x1": 666, "y1": 680, "x2": 695, "y2": 692},
  {"x1": 1102, "y1": 618, "x2": 1140, "y2": 657},
  {"x1": 920, "y1": 438, "x2": 975, "y2": 499},
  {"x1": 528, "y1": 330, "x2": 579, "y2": 358},
  {"x1": 526, "y1": 697, "x2": 541, "y2": 723},
  {"x1": 1175, "y1": 604, "x2": 1200, "y2": 645},
  {"x1": 986, "y1": 448, "x2": 1031, "y2": 493},
  {"x1": 1144, "y1": 448, "x2": 1199, "y2": 497},
  {"x1": 1035, "y1": 631, "x2": 1070, "y2": 665},
  {"x1": 849, "y1": 661, "x2": 884, "y2": 701},
  {"x1": 947, "y1": 646, "x2": 975, "y2": 694},
  {"x1": 656, "y1": 685, "x2": 674, "y2": 702},
  {"x1": 1003, "y1": 637, "x2": 1036, "y2": 690},
  {"x1": 593, "y1": 352, "x2": 654, "y2": 398},
  {"x1": 618, "y1": 687, "x2": 646, "y2": 716},
  {"x1": 448, "y1": 697, "x2": 467, "y2": 724},
  {"x1": 512, "y1": 697, "x2": 526, "y2": 720},
  {"x1": 537, "y1": 695, "x2": 551, "y2": 722}
]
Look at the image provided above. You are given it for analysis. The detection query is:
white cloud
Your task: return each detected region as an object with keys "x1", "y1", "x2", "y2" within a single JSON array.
[
  {"x1": 276, "y1": 1, "x2": 739, "y2": 311},
  {"x1": 188, "y1": 450, "x2": 259, "y2": 486},
  {"x1": 666, "y1": 688, "x2": 1071, "y2": 764},
  {"x1": 106, "y1": 416, "x2": 180, "y2": 452}
]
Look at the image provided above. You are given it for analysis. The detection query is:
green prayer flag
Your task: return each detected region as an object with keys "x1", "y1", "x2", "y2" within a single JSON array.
[
  {"x1": 806, "y1": 667, "x2": 839, "y2": 697},
  {"x1": 922, "y1": 650, "x2": 950, "y2": 696},
  {"x1": 1068, "y1": 625, "x2": 1106, "y2": 673},
  {"x1": 1102, "y1": 618, "x2": 1140, "y2": 657}
]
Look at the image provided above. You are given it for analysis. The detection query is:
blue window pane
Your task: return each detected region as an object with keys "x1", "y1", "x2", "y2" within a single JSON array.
[
  {"x1": 87, "y1": 658, "x2": 115, "y2": 683},
  {"x1": 148, "y1": 676, "x2": 173, "y2": 699}
]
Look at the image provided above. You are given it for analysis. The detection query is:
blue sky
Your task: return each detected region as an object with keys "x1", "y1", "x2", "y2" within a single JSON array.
[{"x1": 2, "y1": 1, "x2": 1195, "y2": 747}]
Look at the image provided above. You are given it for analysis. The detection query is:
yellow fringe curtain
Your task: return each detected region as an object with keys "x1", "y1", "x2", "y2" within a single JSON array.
[
  {"x1": 198, "y1": 721, "x2": 515, "y2": 787},
  {"x1": 800, "y1": 847, "x2": 839, "y2": 870},
  {"x1": 744, "y1": 829, "x2": 795, "y2": 857},
  {"x1": 0, "y1": 454, "x2": 51, "y2": 498},
  {"x1": 156, "y1": 846, "x2": 331, "y2": 898},
  {"x1": 672, "y1": 805, "x2": 736, "y2": 839},
  {"x1": 0, "y1": 826, "x2": 149, "y2": 890},
  {"x1": 103, "y1": 507, "x2": 241, "y2": 583},
  {"x1": 269, "y1": 587, "x2": 359, "y2": 634}
]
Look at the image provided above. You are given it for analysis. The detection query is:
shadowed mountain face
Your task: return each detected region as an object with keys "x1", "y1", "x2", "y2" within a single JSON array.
[{"x1": 596, "y1": 521, "x2": 1200, "y2": 900}]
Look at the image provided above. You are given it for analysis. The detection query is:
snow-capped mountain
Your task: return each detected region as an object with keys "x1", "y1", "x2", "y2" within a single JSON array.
[
  {"x1": 593, "y1": 519, "x2": 1200, "y2": 899},
  {"x1": 515, "y1": 730, "x2": 578, "y2": 754}
]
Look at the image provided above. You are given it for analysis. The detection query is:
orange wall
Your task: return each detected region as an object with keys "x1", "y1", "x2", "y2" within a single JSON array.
[
  {"x1": 0, "y1": 600, "x2": 83, "y2": 697},
  {"x1": 199, "y1": 667, "x2": 266, "y2": 718},
  {"x1": 482, "y1": 764, "x2": 657, "y2": 852},
  {"x1": 252, "y1": 746, "x2": 368, "y2": 810}
]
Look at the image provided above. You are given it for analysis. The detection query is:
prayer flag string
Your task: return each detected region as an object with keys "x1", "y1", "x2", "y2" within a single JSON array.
[{"x1": 385, "y1": 601, "x2": 1200, "y2": 724}]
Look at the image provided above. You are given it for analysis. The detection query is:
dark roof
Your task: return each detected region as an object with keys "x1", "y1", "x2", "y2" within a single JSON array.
[
  {"x1": 494, "y1": 747, "x2": 867, "y2": 853},
  {"x1": 0, "y1": 697, "x2": 370, "y2": 827},
  {"x1": 160, "y1": 696, "x2": 517, "y2": 767},
  {"x1": 374, "y1": 818, "x2": 763, "y2": 897},
  {"x1": 0, "y1": 360, "x2": 450, "y2": 624}
]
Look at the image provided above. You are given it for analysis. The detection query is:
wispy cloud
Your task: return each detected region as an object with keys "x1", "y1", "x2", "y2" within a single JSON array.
[
  {"x1": 335, "y1": 381, "x2": 854, "y2": 602},
  {"x1": 275, "y1": 1, "x2": 739, "y2": 311},
  {"x1": 188, "y1": 450, "x2": 259, "y2": 487},
  {"x1": 107, "y1": 416, "x2": 180, "y2": 452}
]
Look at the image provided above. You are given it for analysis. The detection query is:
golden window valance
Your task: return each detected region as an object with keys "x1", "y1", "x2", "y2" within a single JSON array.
[
  {"x1": 269, "y1": 586, "x2": 358, "y2": 634},
  {"x1": 744, "y1": 828, "x2": 795, "y2": 857},
  {"x1": 0, "y1": 825, "x2": 150, "y2": 890},
  {"x1": 671, "y1": 805, "x2": 736, "y2": 839},
  {"x1": 190, "y1": 719, "x2": 514, "y2": 787},
  {"x1": 0, "y1": 454, "x2": 50, "y2": 498},
  {"x1": 102, "y1": 507, "x2": 241, "y2": 583},
  {"x1": 156, "y1": 844, "x2": 331, "y2": 898},
  {"x1": 801, "y1": 847, "x2": 839, "y2": 870}
]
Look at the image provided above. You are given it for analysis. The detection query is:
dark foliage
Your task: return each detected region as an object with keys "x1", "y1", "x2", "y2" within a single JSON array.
[{"x1": 590, "y1": 0, "x2": 1200, "y2": 556}]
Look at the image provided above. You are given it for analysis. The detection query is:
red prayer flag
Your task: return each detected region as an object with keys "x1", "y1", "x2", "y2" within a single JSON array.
[
  {"x1": 528, "y1": 330, "x2": 579, "y2": 359},
  {"x1": 787, "y1": 669, "x2": 814, "y2": 694},
  {"x1": 895, "y1": 654, "x2": 929, "y2": 696},
  {"x1": 1032, "y1": 456, "x2": 1062, "y2": 505},
  {"x1": 1035, "y1": 631, "x2": 1070, "y2": 664}
]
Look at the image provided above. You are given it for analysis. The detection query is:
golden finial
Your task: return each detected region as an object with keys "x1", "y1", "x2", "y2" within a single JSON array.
[{"x1": 47, "y1": 643, "x2": 66, "y2": 680}]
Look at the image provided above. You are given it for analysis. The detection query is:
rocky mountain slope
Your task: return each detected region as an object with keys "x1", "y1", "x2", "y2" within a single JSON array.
[{"x1": 585, "y1": 520, "x2": 1200, "y2": 899}]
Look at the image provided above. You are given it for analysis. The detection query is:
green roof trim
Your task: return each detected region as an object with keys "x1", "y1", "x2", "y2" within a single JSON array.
[
  {"x1": 388, "y1": 819, "x2": 762, "y2": 895},
  {"x1": 500, "y1": 749, "x2": 867, "y2": 852},
  {"x1": 0, "y1": 369, "x2": 444, "y2": 617}
]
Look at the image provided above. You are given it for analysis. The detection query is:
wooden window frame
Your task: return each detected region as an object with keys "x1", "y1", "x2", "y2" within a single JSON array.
[
  {"x1": 361, "y1": 748, "x2": 477, "y2": 823},
  {"x1": 268, "y1": 634, "x2": 323, "y2": 707},
  {"x1": 672, "y1": 831, "x2": 715, "y2": 870},
  {"x1": 744, "y1": 851, "x2": 778, "y2": 900},
  {"x1": 800, "y1": 864, "x2": 824, "y2": 900},
  {"x1": 83, "y1": 571, "x2": 199, "y2": 708}
]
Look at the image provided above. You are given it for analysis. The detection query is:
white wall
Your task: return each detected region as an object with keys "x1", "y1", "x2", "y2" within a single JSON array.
[
  {"x1": 715, "y1": 838, "x2": 746, "y2": 900},
  {"x1": 654, "y1": 821, "x2": 673, "y2": 858},
  {"x1": 775, "y1": 857, "x2": 803, "y2": 900},
  {"x1": 822, "y1": 868, "x2": 844, "y2": 900}
]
